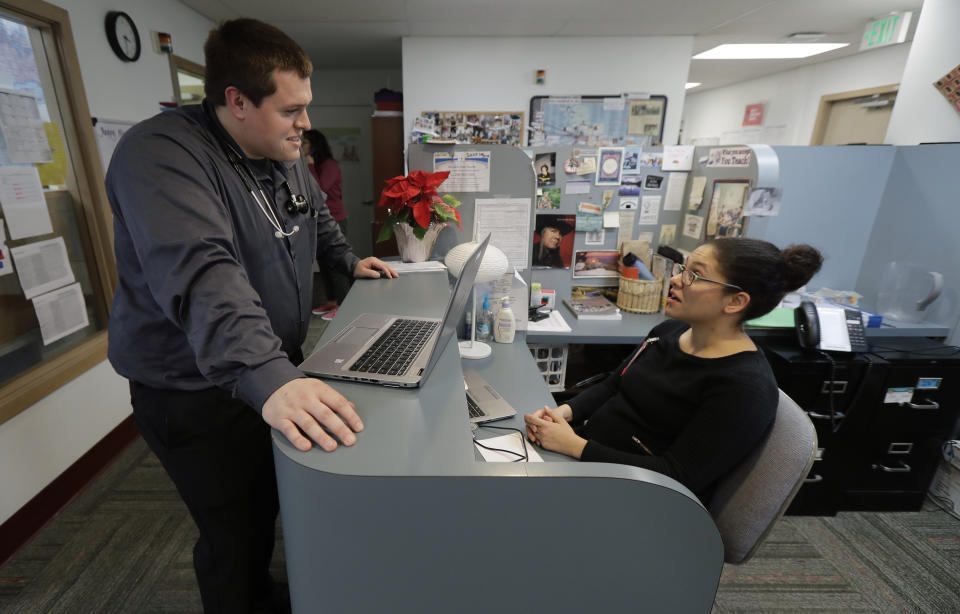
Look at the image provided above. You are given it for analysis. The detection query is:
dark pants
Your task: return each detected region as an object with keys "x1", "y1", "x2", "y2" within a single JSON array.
[
  {"x1": 130, "y1": 381, "x2": 279, "y2": 613},
  {"x1": 318, "y1": 218, "x2": 351, "y2": 304}
]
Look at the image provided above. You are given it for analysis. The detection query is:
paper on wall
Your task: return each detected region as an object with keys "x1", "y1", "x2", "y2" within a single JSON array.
[
  {"x1": 0, "y1": 166, "x2": 54, "y2": 239},
  {"x1": 663, "y1": 172, "x2": 687, "y2": 211},
  {"x1": 565, "y1": 180, "x2": 591, "y2": 195},
  {"x1": 473, "y1": 198, "x2": 531, "y2": 271},
  {"x1": 639, "y1": 195, "x2": 660, "y2": 225},
  {"x1": 0, "y1": 88, "x2": 52, "y2": 163},
  {"x1": 617, "y1": 211, "x2": 636, "y2": 248},
  {"x1": 434, "y1": 151, "x2": 491, "y2": 192},
  {"x1": 688, "y1": 175, "x2": 707, "y2": 209},
  {"x1": 661, "y1": 145, "x2": 694, "y2": 171},
  {"x1": 10, "y1": 236, "x2": 75, "y2": 299},
  {"x1": 32, "y1": 282, "x2": 89, "y2": 345}
]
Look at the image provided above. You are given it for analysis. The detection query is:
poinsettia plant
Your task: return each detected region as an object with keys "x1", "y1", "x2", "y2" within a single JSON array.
[{"x1": 376, "y1": 169, "x2": 463, "y2": 242}]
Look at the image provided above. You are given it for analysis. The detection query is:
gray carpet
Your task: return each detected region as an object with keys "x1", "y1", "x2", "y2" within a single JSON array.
[{"x1": 2, "y1": 434, "x2": 958, "y2": 613}]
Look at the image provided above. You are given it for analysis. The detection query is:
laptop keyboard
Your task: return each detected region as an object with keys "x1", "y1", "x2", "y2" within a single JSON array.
[
  {"x1": 466, "y1": 393, "x2": 487, "y2": 418},
  {"x1": 348, "y1": 318, "x2": 439, "y2": 375}
]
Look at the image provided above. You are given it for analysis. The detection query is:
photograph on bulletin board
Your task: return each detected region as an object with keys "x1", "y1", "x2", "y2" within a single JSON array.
[
  {"x1": 573, "y1": 250, "x2": 620, "y2": 278},
  {"x1": 706, "y1": 179, "x2": 750, "y2": 238},
  {"x1": 535, "y1": 152, "x2": 557, "y2": 186},
  {"x1": 537, "y1": 187, "x2": 561, "y2": 209},
  {"x1": 420, "y1": 111, "x2": 524, "y2": 145},
  {"x1": 532, "y1": 214, "x2": 576, "y2": 269}
]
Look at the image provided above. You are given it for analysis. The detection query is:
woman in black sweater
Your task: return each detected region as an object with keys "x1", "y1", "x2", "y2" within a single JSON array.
[{"x1": 525, "y1": 238, "x2": 823, "y2": 501}]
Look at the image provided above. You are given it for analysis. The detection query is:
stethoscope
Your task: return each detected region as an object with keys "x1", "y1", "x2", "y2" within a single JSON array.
[{"x1": 207, "y1": 104, "x2": 315, "y2": 239}]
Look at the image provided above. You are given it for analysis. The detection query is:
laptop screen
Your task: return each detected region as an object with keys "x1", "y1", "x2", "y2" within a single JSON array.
[{"x1": 420, "y1": 234, "x2": 491, "y2": 382}]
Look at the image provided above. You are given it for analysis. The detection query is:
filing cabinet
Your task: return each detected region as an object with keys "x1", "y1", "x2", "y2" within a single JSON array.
[
  {"x1": 761, "y1": 342, "x2": 884, "y2": 515},
  {"x1": 759, "y1": 338, "x2": 960, "y2": 514}
]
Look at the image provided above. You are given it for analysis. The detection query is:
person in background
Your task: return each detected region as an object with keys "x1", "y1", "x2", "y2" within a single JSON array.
[
  {"x1": 525, "y1": 238, "x2": 823, "y2": 503},
  {"x1": 106, "y1": 19, "x2": 396, "y2": 613},
  {"x1": 303, "y1": 129, "x2": 349, "y2": 320}
]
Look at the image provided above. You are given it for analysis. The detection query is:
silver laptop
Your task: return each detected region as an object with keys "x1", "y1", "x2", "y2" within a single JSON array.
[
  {"x1": 300, "y1": 234, "x2": 490, "y2": 387},
  {"x1": 464, "y1": 369, "x2": 517, "y2": 424}
]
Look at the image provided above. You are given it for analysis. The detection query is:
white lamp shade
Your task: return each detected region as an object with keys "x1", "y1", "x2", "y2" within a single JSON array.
[{"x1": 444, "y1": 241, "x2": 509, "y2": 284}]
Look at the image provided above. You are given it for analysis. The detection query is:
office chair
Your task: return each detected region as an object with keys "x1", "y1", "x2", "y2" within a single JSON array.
[{"x1": 707, "y1": 389, "x2": 817, "y2": 565}]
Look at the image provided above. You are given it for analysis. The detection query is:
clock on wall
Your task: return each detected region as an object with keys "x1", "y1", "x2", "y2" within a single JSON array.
[{"x1": 105, "y1": 11, "x2": 141, "y2": 62}]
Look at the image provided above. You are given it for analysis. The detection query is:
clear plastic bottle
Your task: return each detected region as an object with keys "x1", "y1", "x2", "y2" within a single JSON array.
[
  {"x1": 494, "y1": 297, "x2": 516, "y2": 344},
  {"x1": 476, "y1": 294, "x2": 493, "y2": 342}
]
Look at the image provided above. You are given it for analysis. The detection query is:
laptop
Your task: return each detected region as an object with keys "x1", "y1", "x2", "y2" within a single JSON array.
[
  {"x1": 464, "y1": 369, "x2": 517, "y2": 424},
  {"x1": 300, "y1": 234, "x2": 490, "y2": 387}
]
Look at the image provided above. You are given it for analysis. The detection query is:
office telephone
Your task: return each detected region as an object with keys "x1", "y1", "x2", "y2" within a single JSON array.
[{"x1": 795, "y1": 300, "x2": 868, "y2": 353}]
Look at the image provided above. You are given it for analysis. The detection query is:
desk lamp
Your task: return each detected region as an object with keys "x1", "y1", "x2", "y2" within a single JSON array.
[{"x1": 445, "y1": 240, "x2": 509, "y2": 359}]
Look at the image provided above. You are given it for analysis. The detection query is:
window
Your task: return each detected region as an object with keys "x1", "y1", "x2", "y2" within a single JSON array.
[{"x1": 0, "y1": 1, "x2": 117, "y2": 424}]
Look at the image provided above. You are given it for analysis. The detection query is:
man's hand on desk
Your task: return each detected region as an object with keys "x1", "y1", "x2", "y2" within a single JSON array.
[
  {"x1": 524, "y1": 404, "x2": 586, "y2": 459},
  {"x1": 262, "y1": 378, "x2": 364, "y2": 452},
  {"x1": 354, "y1": 257, "x2": 399, "y2": 279}
]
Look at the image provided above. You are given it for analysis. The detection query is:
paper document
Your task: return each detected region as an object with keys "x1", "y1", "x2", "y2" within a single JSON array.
[
  {"x1": 0, "y1": 166, "x2": 54, "y2": 239},
  {"x1": 10, "y1": 236, "x2": 75, "y2": 299},
  {"x1": 32, "y1": 282, "x2": 89, "y2": 345},
  {"x1": 0, "y1": 88, "x2": 52, "y2": 163},
  {"x1": 390, "y1": 261, "x2": 447, "y2": 274},
  {"x1": 527, "y1": 309, "x2": 571, "y2": 333},
  {"x1": 475, "y1": 432, "x2": 544, "y2": 463},
  {"x1": 474, "y1": 198, "x2": 531, "y2": 271},
  {"x1": 434, "y1": 151, "x2": 491, "y2": 192}
]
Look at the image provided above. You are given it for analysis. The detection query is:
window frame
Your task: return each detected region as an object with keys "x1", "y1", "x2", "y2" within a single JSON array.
[{"x1": 0, "y1": 0, "x2": 118, "y2": 425}]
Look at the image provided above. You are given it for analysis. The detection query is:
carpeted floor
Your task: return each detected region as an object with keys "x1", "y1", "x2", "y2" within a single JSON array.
[{"x1": 1, "y1": 433, "x2": 958, "y2": 613}]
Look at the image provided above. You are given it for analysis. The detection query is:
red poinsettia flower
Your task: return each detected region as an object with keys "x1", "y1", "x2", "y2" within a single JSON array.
[{"x1": 377, "y1": 170, "x2": 460, "y2": 233}]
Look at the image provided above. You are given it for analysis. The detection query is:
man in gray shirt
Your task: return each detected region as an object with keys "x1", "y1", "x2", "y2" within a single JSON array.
[{"x1": 106, "y1": 19, "x2": 396, "y2": 613}]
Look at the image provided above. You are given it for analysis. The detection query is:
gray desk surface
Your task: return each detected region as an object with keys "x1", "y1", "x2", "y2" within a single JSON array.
[{"x1": 275, "y1": 269, "x2": 692, "y2": 491}]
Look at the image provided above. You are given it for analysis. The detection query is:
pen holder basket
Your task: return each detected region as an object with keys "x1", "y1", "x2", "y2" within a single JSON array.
[{"x1": 617, "y1": 276, "x2": 663, "y2": 314}]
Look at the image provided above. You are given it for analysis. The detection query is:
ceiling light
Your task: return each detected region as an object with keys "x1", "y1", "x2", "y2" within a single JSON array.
[
  {"x1": 685, "y1": 82, "x2": 701, "y2": 89},
  {"x1": 693, "y1": 43, "x2": 848, "y2": 60}
]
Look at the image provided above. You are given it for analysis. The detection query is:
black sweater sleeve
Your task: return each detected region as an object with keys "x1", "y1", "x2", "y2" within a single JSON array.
[{"x1": 580, "y1": 370, "x2": 776, "y2": 498}]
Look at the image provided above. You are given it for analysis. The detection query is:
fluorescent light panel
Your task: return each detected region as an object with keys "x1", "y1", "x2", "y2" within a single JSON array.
[
  {"x1": 685, "y1": 82, "x2": 701, "y2": 89},
  {"x1": 693, "y1": 43, "x2": 848, "y2": 59}
]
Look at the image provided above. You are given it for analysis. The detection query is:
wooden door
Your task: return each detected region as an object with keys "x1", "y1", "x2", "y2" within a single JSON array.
[
  {"x1": 371, "y1": 116, "x2": 404, "y2": 257},
  {"x1": 810, "y1": 85, "x2": 898, "y2": 145}
]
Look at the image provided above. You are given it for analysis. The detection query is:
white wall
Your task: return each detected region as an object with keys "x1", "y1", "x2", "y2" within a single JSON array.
[
  {"x1": 885, "y1": 0, "x2": 960, "y2": 144},
  {"x1": 59, "y1": 0, "x2": 212, "y2": 122},
  {"x1": 402, "y1": 36, "x2": 693, "y2": 146},
  {"x1": 309, "y1": 69, "x2": 402, "y2": 259},
  {"x1": 0, "y1": 0, "x2": 212, "y2": 527},
  {"x1": 682, "y1": 44, "x2": 911, "y2": 146}
]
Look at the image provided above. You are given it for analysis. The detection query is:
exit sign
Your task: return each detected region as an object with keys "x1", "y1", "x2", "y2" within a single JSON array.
[{"x1": 860, "y1": 12, "x2": 912, "y2": 51}]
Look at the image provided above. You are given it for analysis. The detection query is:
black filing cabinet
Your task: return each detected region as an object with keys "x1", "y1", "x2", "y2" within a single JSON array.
[
  {"x1": 760, "y1": 342, "x2": 885, "y2": 515},
  {"x1": 841, "y1": 340, "x2": 960, "y2": 511},
  {"x1": 759, "y1": 338, "x2": 960, "y2": 514}
]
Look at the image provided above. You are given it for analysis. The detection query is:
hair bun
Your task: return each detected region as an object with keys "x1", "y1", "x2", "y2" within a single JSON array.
[{"x1": 780, "y1": 244, "x2": 823, "y2": 291}]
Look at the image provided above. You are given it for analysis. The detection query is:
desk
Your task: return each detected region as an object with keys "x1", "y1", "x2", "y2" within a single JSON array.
[{"x1": 274, "y1": 271, "x2": 724, "y2": 613}]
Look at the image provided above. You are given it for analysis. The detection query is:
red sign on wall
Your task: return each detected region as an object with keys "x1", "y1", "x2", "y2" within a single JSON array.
[{"x1": 742, "y1": 103, "x2": 765, "y2": 126}]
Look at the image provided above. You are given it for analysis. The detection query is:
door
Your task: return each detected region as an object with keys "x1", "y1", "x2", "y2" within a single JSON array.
[
  {"x1": 810, "y1": 85, "x2": 898, "y2": 145},
  {"x1": 371, "y1": 116, "x2": 403, "y2": 257}
]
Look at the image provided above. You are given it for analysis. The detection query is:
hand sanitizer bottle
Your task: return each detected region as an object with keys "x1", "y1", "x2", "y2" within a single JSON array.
[
  {"x1": 494, "y1": 297, "x2": 516, "y2": 344},
  {"x1": 476, "y1": 294, "x2": 492, "y2": 342}
]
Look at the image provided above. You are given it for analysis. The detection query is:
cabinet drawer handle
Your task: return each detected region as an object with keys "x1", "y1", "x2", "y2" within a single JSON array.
[
  {"x1": 807, "y1": 411, "x2": 846, "y2": 420},
  {"x1": 872, "y1": 460, "x2": 912, "y2": 473},
  {"x1": 903, "y1": 399, "x2": 939, "y2": 410},
  {"x1": 804, "y1": 474, "x2": 824, "y2": 483}
]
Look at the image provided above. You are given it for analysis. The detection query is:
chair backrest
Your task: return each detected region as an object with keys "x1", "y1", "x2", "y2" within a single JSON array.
[{"x1": 707, "y1": 389, "x2": 817, "y2": 565}]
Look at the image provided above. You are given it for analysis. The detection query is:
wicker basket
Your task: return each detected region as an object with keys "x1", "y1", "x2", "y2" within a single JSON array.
[{"x1": 617, "y1": 276, "x2": 664, "y2": 313}]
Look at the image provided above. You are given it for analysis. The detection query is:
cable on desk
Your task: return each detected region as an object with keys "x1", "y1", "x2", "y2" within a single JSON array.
[{"x1": 473, "y1": 424, "x2": 529, "y2": 462}]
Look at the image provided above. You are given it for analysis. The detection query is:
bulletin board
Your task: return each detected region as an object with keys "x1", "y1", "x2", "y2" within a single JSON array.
[
  {"x1": 528, "y1": 95, "x2": 667, "y2": 148},
  {"x1": 419, "y1": 111, "x2": 525, "y2": 146}
]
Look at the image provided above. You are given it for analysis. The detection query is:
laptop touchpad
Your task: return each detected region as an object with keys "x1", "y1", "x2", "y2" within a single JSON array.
[{"x1": 338, "y1": 326, "x2": 380, "y2": 345}]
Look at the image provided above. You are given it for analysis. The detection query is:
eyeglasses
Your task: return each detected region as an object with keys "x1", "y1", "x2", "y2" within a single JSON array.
[{"x1": 673, "y1": 263, "x2": 743, "y2": 292}]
